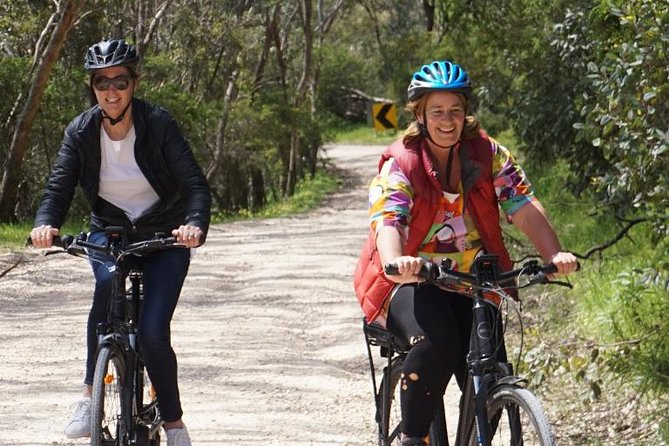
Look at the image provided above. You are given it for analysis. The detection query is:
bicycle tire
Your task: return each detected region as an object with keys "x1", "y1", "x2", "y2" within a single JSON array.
[
  {"x1": 90, "y1": 345, "x2": 130, "y2": 446},
  {"x1": 377, "y1": 356, "x2": 449, "y2": 446},
  {"x1": 429, "y1": 396, "x2": 448, "y2": 446},
  {"x1": 377, "y1": 356, "x2": 404, "y2": 446},
  {"x1": 466, "y1": 384, "x2": 554, "y2": 446},
  {"x1": 134, "y1": 367, "x2": 161, "y2": 446}
]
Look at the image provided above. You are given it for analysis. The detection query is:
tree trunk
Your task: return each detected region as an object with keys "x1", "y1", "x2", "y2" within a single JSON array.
[
  {"x1": 422, "y1": 0, "x2": 435, "y2": 32},
  {"x1": 306, "y1": 0, "x2": 345, "y2": 177},
  {"x1": 136, "y1": 0, "x2": 174, "y2": 58},
  {"x1": 0, "y1": 0, "x2": 85, "y2": 222},
  {"x1": 285, "y1": 0, "x2": 313, "y2": 197},
  {"x1": 206, "y1": 65, "x2": 240, "y2": 182}
]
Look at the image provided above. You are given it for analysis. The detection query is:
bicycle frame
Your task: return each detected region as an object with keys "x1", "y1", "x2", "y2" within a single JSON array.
[
  {"x1": 366, "y1": 254, "x2": 572, "y2": 446},
  {"x1": 91, "y1": 227, "x2": 165, "y2": 442},
  {"x1": 455, "y1": 256, "x2": 508, "y2": 446},
  {"x1": 453, "y1": 295, "x2": 510, "y2": 445}
]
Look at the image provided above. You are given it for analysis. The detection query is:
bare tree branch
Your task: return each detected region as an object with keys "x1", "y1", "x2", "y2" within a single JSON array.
[
  {"x1": 510, "y1": 217, "x2": 649, "y2": 265},
  {"x1": 0, "y1": 0, "x2": 85, "y2": 221},
  {"x1": 137, "y1": 0, "x2": 174, "y2": 57},
  {"x1": 577, "y1": 217, "x2": 648, "y2": 260}
]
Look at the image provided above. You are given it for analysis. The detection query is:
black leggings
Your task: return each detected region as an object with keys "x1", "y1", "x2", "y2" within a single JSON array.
[{"x1": 387, "y1": 284, "x2": 473, "y2": 438}]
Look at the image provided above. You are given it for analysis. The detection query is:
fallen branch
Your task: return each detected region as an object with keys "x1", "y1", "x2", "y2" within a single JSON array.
[{"x1": 0, "y1": 258, "x2": 22, "y2": 280}]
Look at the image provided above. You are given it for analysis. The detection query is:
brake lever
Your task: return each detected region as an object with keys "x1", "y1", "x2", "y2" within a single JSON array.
[
  {"x1": 43, "y1": 249, "x2": 69, "y2": 257},
  {"x1": 518, "y1": 273, "x2": 574, "y2": 290}
]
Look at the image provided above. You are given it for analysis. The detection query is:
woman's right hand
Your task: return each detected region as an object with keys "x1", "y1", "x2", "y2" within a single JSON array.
[
  {"x1": 384, "y1": 255, "x2": 425, "y2": 283},
  {"x1": 29, "y1": 225, "x2": 59, "y2": 249}
]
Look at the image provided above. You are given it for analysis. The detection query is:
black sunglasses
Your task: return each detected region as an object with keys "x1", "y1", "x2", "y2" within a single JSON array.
[{"x1": 92, "y1": 75, "x2": 132, "y2": 91}]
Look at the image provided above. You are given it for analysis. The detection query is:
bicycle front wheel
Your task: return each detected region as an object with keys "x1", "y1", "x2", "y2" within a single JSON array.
[
  {"x1": 467, "y1": 384, "x2": 554, "y2": 446},
  {"x1": 91, "y1": 345, "x2": 130, "y2": 446}
]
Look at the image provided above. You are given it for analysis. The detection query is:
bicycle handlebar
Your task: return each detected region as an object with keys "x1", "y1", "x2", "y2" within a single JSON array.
[
  {"x1": 384, "y1": 256, "x2": 579, "y2": 290},
  {"x1": 27, "y1": 232, "x2": 182, "y2": 259}
]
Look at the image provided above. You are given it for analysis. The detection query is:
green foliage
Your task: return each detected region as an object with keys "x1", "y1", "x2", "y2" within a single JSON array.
[
  {"x1": 140, "y1": 54, "x2": 218, "y2": 164},
  {"x1": 316, "y1": 44, "x2": 377, "y2": 122},
  {"x1": 583, "y1": 238, "x2": 669, "y2": 396},
  {"x1": 506, "y1": 156, "x2": 669, "y2": 434},
  {"x1": 555, "y1": 0, "x2": 669, "y2": 236},
  {"x1": 610, "y1": 272, "x2": 669, "y2": 392}
]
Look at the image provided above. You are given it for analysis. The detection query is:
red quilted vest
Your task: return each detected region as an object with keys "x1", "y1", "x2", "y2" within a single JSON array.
[{"x1": 353, "y1": 130, "x2": 515, "y2": 323}]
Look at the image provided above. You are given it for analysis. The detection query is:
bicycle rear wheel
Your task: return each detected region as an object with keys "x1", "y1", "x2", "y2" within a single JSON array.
[
  {"x1": 377, "y1": 356, "x2": 449, "y2": 446},
  {"x1": 467, "y1": 384, "x2": 554, "y2": 446},
  {"x1": 91, "y1": 345, "x2": 130, "y2": 446},
  {"x1": 134, "y1": 367, "x2": 161, "y2": 446},
  {"x1": 377, "y1": 356, "x2": 403, "y2": 446}
]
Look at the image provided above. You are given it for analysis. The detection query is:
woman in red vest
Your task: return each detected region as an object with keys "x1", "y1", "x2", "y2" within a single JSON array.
[{"x1": 353, "y1": 60, "x2": 578, "y2": 446}]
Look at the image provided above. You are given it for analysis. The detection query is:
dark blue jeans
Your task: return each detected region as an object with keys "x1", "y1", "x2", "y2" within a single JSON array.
[{"x1": 85, "y1": 231, "x2": 191, "y2": 422}]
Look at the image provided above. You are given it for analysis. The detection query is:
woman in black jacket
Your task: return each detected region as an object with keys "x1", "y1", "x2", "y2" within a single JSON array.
[{"x1": 30, "y1": 39, "x2": 210, "y2": 446}]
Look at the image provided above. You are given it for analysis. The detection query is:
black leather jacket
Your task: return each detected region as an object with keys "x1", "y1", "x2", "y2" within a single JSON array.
[{"x1": 34, "y1": 98, "x2": 211, "y2": 242}]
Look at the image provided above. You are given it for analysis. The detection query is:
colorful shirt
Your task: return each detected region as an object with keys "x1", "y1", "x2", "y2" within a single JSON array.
[{"x1": 368, "y1": 138, "x2": 535, "y2": 273}]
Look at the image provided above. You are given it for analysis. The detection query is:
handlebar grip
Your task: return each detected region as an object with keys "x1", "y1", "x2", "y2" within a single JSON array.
[
  {"x1": 384, "y1": 262, "x2": 437, "y2": 280},
  {"x1": 542, "y1": 264, "x2": 558, "y2": 275},
  {"x1": 25, "y1": 234, "x2": 73, "y2": 248},
  {"x1": 53, "y1": 235, "x2": 74, "y2": 248},
  {"x1": 542, "y1": 261, "x2": 581, "y2": 275},
  {"x1": 384, "y1": 263, "x2": 400, "y2": 276}
]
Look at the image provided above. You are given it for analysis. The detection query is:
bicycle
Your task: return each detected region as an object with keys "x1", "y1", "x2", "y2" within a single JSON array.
[
  {"x1": 41, "y1": 226, "x2": 185, "y2": 446},
  {"x1": 363, "y1": 254, "x2": 576, "y2": 446}
]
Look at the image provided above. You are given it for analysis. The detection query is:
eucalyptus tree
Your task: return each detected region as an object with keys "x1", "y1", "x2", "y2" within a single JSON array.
[{"x1": 0, "y1": 0, "x2": 85, "y2": 222}]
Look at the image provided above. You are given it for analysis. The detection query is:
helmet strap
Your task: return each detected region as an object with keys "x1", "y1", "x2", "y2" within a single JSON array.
[
  {"x1": 420, "y1": 110, "x2": 461, "y2": 190},
  {"x1": 102, "y1": 100, "x2": 132, "y2": 126}
]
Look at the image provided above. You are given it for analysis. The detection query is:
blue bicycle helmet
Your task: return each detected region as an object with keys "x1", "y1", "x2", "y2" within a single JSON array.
[
  {"x1": 84, "y1": 39, "x2": 138, "y2": 72},
  {"x1": 407, "y1": 60, "x2": 472, "y2": 102}
]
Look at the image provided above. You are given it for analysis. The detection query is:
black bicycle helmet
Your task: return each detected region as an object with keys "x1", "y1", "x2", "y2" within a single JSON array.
[
  {"x1": 407, "y1": 60, "x2": 472, "y2": 102},
  {"x1": 84, "y1": 39, "x2": 138, "y2": 72}
]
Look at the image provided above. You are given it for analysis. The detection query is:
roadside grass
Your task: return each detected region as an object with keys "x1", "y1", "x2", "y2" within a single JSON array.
[
  {"x1": 330, "y1": 122, "x2": 399, "y2": 146},
  {"x1": 211, "y1": 169, "x2": 341, "y2": 223}
]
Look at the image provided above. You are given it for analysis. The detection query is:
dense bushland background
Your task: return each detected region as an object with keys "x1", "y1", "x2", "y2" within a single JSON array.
[{"x1": 1, "y1": 1, "x2": 667, "y2": 443}]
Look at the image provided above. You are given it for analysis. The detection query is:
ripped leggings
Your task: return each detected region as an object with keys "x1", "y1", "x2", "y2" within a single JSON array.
[{"x1": 387, "y1": 283, "x2": 473, "y2": 438}]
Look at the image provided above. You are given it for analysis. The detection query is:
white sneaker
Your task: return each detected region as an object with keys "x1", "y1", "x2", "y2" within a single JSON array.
[
  {"x1": 166, "y1": 425, "x2": 192, "y2": 446},
  {"x1": 64, "y1": 397, "x2": 91, "y2": 439}
]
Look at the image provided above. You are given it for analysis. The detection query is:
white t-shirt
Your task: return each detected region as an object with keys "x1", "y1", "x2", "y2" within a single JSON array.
[{"x1": 98, "y1": 126, "x2": 160, "y2": 222}]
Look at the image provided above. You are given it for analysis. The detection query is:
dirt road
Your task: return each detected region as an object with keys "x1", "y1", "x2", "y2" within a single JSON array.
[{"x1": 0, "y1": 144, "x2": 461, "y2": 446}]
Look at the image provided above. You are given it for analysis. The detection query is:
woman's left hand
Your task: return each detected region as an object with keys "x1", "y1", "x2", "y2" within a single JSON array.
[
  {"x1": 172, "y1": 224, "x2": 204, "y2": 248},
  {"x1": 549, "y1": 251, "x2": 579, "y2": 276}
]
